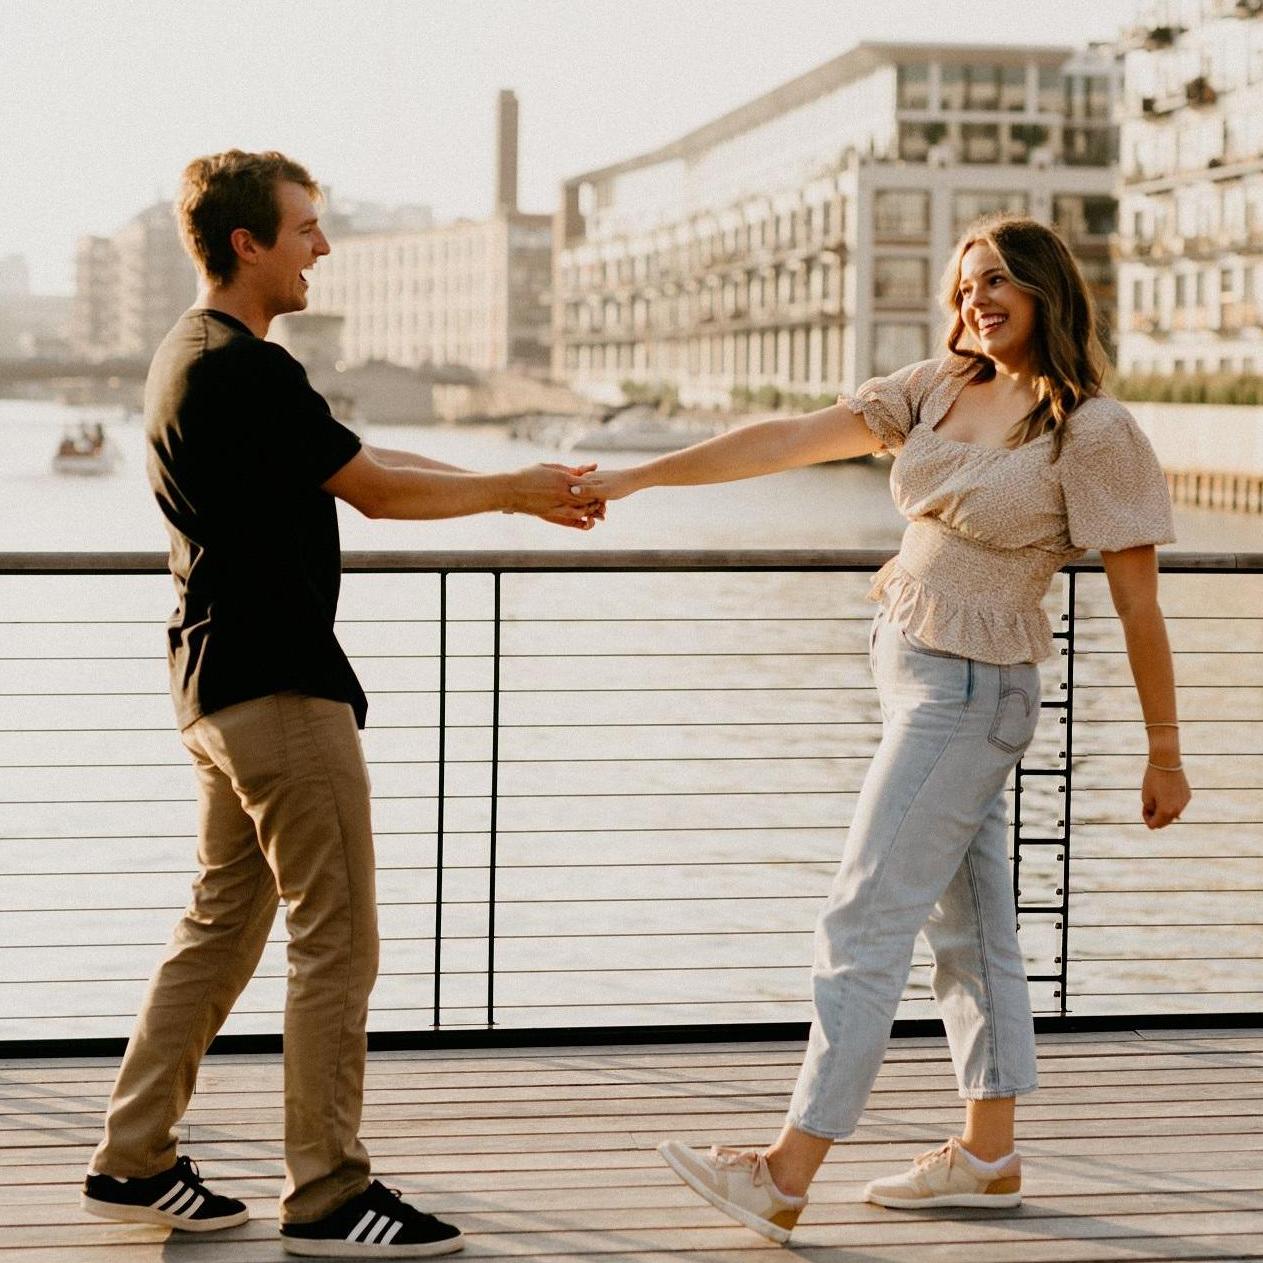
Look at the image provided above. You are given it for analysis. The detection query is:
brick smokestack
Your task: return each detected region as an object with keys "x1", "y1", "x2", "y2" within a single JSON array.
[{"x1": 496, "y1": 89, "x2": 519, "y2": 215}]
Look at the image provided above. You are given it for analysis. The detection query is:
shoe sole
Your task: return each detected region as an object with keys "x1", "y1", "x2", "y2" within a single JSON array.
[
  {"x1": 81, "y1": 1194, "x2": 249, "y2": 1232},
  {"x1": 280, "y1": 1231, "x2": 464, "y2": 1258},
  {"x1": 866, "y1": 1189, "x2": 1022, "y2": 1210},
  {"x1": 657, "y1": 1141, "x2": 792, "y2": 1244}
]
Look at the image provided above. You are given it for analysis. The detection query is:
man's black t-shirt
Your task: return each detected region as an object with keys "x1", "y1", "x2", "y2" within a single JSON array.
[{"x1": 145, "y1": 308, "x2": 368, "y2": 729}]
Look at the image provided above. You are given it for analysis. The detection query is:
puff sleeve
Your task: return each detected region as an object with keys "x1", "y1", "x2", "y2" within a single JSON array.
[
  {"x1": 1061, "y1": 402, "x2": 1175, "y2": 552},
  {"x1": 838, "y1": 357, "x2": 943, "y2": 452}
]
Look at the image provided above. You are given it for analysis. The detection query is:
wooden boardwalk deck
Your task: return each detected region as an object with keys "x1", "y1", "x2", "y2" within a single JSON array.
[{"x1": 2, "y1": 1029, "x2": 1262, "y2": 1261}]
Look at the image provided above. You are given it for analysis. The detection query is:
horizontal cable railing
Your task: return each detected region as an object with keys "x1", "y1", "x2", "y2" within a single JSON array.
[{"x1": 0, "y1": 549, "x2": 1260, "y2": 1049}]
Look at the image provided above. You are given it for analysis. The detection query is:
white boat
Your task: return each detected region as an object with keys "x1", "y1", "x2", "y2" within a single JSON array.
[{"x1": 52, "y1": 422, "x2": 121, "y2": 475}]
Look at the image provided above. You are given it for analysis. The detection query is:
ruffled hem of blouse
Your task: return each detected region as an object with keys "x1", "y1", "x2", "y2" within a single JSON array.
[{"x1": 868, "y1": 558, "x2": 1054, "y2": 665}]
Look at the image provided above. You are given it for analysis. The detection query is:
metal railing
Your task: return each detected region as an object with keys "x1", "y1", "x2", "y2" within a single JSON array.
[{"x1": 1, "y1": 549, "x2": 1260, "y2": 1053}]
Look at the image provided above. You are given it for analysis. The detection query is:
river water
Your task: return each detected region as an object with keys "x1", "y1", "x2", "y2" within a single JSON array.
[{"x1": 1, "y1": 400, "x2": 1260, "y2": 1039}]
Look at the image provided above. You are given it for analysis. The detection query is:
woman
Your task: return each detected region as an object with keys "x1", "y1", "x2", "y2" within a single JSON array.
[{"x1": 581, "y1": 215, "x2": 1191, "y2": 1243}]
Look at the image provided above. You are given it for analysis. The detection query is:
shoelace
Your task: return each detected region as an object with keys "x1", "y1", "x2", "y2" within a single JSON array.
[
  {"x1": 913, "y1": 1141, "x2": 955, "y2": 1171},
  {"x1": 173, "y1": 1155, "x2": 206, "y2": 1188},
  {"x1": 708, "y1": 1146, "x2": 771, "y2": 1186}
]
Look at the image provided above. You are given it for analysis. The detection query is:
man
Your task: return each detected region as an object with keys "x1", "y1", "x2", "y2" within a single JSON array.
[{"x1": 81, "y1": 149, "x2": 600, "y2": 1258}]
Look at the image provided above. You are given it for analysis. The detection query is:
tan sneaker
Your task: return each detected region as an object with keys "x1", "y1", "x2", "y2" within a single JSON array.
[
  {"x1": 864, "y1": 1138, "x2": 1022, "y2": 1209},
  {"x1": 657, "y1": 1141, "x2": 807, "y2": 1243}
]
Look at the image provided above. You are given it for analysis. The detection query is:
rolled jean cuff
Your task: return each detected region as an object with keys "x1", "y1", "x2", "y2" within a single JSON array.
[
  {"x1": 783, "y1": 1113, "x2": 851, "y2": 1142},
  {"x1": 958, "y1": 1080, "x2": 1039, "y2": 1101}
]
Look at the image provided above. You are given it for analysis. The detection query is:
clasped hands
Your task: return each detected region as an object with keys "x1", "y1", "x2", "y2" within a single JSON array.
[{"x1": 509, "y1": 462, "x2": 640, "y2": 530}]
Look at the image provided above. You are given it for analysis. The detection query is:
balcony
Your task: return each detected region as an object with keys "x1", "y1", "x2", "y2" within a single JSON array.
[
  {"x1": 1220, "y1": 301, "x2": 1260, "y2": 333},
  {"x1": 3, "y1": 549, "x2": 1262, "y2": 1258}
]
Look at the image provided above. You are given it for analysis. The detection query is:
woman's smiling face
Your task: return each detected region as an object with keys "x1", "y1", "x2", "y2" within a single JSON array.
[{"x1": 956, "y1": 241, "x2": 1038, "y2": 368}]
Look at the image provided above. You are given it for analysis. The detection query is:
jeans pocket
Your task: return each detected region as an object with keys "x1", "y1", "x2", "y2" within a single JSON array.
[
  {"x1": 989, "y1": 668, "x2": 1036, "y2": 754},
  {"x1": 899, "y1": 625, "x2": 962, "y2": 659}
]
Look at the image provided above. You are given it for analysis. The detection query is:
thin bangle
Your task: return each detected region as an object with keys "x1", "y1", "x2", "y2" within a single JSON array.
[
  {"x1": 1147, "y1": 759, "x2": 1184, "y2": 772},
  {"x1": 1145, "y1": 722, "x2": 1180, "y2": 729}
]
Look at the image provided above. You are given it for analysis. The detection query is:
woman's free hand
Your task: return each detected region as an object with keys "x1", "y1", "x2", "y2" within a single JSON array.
[{"x1": 1141, "y1": 762, "x2": 1191, "y2": 830}]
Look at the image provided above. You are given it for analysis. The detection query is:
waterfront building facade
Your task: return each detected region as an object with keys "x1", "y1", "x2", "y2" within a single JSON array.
[
  {"x1": 72, "y1": 202, "x2": 197, "y2": 362},
  {"x1": 306, "y1": 89, "x2": 553, "y2": 374},
  {"x1": 554, "y1": 42, "x2": 1118, "y2": 406},
  {"x1": 305, "y1": 212, "x2": 553, "y2": 372},
  {"x1": 1116, "y1": 0, "x2": 1263, "y2": 376}
]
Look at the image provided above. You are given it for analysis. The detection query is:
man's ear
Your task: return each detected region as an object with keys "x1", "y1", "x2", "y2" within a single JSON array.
[{"x1": 229, "y1": 226, "x2": 259, "y2": 268}]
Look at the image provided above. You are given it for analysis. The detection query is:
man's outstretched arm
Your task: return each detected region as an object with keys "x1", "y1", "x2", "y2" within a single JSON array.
[{"x1": 322, "y1": 447, "x2": 601, "y2": 526}]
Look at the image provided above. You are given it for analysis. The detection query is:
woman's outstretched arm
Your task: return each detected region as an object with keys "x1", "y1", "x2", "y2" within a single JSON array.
[
  {"x1": 1100, "y1": 544, "x2": 1192, "y2": 830},
  {"x1": 581, "y1": 401, "x2": 884, "y2": 501}
]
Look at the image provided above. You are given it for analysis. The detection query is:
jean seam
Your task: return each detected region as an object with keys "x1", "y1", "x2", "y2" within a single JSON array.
[
  {"x1": 794, "y1": 692, "x2": 971, "y2": 1138},
  {"x1": 963, "y1": 849, "x2": 1001, "y2": 1097}
]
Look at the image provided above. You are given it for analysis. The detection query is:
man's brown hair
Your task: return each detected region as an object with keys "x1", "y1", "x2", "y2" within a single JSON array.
[{"x1": 176, "y1": 149, "x2": 319, "y2": 286}]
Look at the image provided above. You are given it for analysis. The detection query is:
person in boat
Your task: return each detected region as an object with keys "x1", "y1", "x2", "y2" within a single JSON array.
[
  {"x1": 580, "y1": 214, "x2": 1191, "y2": 1243},
  {"x1": 81, "y1": 148, "x2": 600, "y2": 1259}
]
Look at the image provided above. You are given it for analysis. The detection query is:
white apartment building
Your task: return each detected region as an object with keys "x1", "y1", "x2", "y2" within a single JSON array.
[
  {"x1": 1116, "y1": 0, "x2": 1263, "y2": 375},
  {"x1": 554, "y1": 42, "x2": 1118, "y2": 406},
  {"x1": 305, "y1": 213, "x2": 553, "y2": 372},
  {"x1": 72, "y1": 202, "x2": 197, "y2": 362}
]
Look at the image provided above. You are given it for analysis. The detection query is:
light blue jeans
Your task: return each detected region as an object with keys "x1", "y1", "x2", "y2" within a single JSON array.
[{"x1": 786, "y1": 607, "x2": 1041, "y2": 1139}]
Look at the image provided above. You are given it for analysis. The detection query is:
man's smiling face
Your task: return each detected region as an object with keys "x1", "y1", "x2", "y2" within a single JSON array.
[{"x1": 255, "y1": 180, "x2": 329, "y2": 319}]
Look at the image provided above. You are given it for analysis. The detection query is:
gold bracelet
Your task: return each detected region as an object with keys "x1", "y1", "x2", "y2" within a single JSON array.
[
  {"x1": 1147, "y1": 759, "x2": 1184, "y2": 772},
  {"x1": 1144, "y1": 722, "x2": 1180, "y2": 729}
]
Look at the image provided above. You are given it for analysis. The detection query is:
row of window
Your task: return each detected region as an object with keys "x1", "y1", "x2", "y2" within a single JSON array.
[
  {"x1": 561, "y1": 320, "x2": 928, "y2": 383},
  {"x1": 562, "y1": 199, "x2": 847, "y2": 293},
  {"x1": 873, "y1": 190, "x2": 1117, "y2": 240},
  {"x1": 1131, "y1": 263, "x2": 1263, "y2": 309},
  {"x1": 895, "y1": 62, "x2": 1111, "y2": 118},
  {"x1": 896, "y1": 121, "x2": 1114, "y2": 166}
]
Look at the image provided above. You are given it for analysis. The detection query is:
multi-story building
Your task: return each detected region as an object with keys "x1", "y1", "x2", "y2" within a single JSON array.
[
  {"x1": 306, "y1": 214, "x2": 552, "y2": 372},
  {"x1": 1116, "y1": 0, "x2": 1263, "y2": 376},
  {"x1": 72, "y1": 202, "x2": 197, "y2": 361},
  {"x1": 554, "y1": 42, "x2": 1118, "y2": 406},
  {"x1": 306, "y1": 91, "x2": 553, "y2": 373}
]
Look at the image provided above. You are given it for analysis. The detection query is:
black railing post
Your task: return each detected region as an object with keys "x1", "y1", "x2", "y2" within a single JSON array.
[
  {"x1": 487, "y1": 572, "x2": 501, "y2": 1027},
  {"x1": 432, "y1": 572, "x2": 447, "y2": 1028},
  {"x1": 1013, "y1": 571, "x2": 1075, "y2": 1018},
  {"x1": 1059, "y1": 570, "x2": 1076, "y2": 1018}
]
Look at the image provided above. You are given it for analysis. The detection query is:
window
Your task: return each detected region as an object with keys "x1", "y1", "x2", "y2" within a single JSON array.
[
  {"x1": 898, "y1": 120, "x2": 947, "y2": 161},
  {"x1": 874, "y1": 190, "x2": 931, "y2": 237},
  {"x1": 874, "y1": 257, "x2": 929, "y2": 303},
  {"x1": 966, "y1": 65, "x2": 1002, "y2": 110},
  {"x1": 1053, "y1": 194, "x2": 1117, "y2": 239},
  {"x1": 962, "y1": 123, "x2": 1001, "y2": 163},
  {"x1": 897, "y1": 62, "x2": 930, "y2": 109},
  {"x1": 952, "y1": 191, "x2": 1027, "y2": 237},
  {"x1": 1063, "y1": 126, "x2": 1114, "y2": 167},
  {"x1": 1001, "y1": 65, "x2": 1026, "y2": 111},
  {"x1": 940, "y1": 64, "x2": 964, "y2": 110},
  {"x1": 873, "y1": 323, "x2": 928, "y2": 376},
  {"x1": 1037, "y1": 65, "x2": 1061, "y2": 113},
  {"x1": 1008, "y1": 122, "x2": 1049, "y2": 164}
]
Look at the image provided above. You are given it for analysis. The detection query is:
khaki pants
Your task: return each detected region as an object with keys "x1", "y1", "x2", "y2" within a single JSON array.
[{"x1": 91, "y1": 693, "x2": 380, "y2": 1224}]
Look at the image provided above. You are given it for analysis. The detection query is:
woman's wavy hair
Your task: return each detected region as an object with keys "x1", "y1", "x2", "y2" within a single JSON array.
[{"x1": 940, "y1": 214, "x2": 1108, "y2": 460}]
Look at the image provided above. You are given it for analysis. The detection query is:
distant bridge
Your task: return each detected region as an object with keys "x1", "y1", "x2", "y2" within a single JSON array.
[{"x1": 0, "y1": 357, "x2": 148, "y2": 385}]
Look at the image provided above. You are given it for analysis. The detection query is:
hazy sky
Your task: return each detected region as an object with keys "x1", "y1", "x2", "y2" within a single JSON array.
[{"x1": 4, "y1": 0, "x2": 1139, "y2": 295}]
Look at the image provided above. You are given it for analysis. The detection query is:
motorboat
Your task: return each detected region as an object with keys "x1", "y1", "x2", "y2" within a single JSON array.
[{"x1": 52, "y1": 422, "x2": 121, "y2": 475}]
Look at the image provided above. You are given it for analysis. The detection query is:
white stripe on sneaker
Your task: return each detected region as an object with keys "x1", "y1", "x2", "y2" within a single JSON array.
[
  {"x1": 152, "y1": 1183, "x2": 187, "y2": 1210},
  {"x1": 348, "y1": 1210, "x2": 377, "y2": 1242},
  {"x1": 364, "y1": 1216, "x2": 391, "y2": 1244},
  {"x1": 169, "y1": 1187, "x2": 198, "y2": 1215},
  {"x1": 381, "y1": 1219, "x2": 403, "y2": 1245},
  {"x1": 182, "y1": 1193, "x2": 205, "y2": 1218}
]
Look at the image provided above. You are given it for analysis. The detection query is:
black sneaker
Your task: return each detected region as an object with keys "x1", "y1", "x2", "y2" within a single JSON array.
[
  {"x1": 81, "y1": 1154, "x2": 249, "y2": 1232},
  {"x1": 280, "y1": 1179, "x2": 463, "y2": 1257}
]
